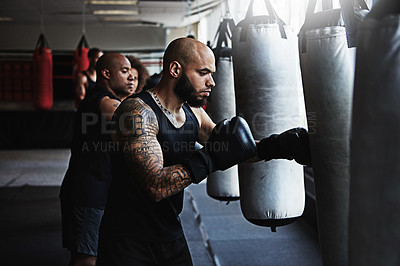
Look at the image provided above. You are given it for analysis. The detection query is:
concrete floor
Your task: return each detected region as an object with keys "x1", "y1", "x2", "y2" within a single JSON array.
[{"x1": 0, "y1": 149, "x2": 322, "y2": 266}]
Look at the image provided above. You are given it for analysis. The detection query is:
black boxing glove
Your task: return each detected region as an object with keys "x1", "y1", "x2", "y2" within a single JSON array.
[
  {"x1": 184, "y1": 116, "x2": 257, "y2": 184},
  {"x1": 257, "y1": 127, "x2": 312, "y2": 166}
]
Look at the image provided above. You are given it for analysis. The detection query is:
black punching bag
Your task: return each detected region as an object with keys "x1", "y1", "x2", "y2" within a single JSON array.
[
  {"x1": 349, "y1": 1, "x2": 400, "y2": 265},
  {"x1": 298, "y1": 0, "x2": 369, "y2": 265}
]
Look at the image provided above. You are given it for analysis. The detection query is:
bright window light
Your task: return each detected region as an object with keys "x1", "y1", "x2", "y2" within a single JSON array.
[{"x1": 252, "y1": 0, "x2": 268, "y2": 16}]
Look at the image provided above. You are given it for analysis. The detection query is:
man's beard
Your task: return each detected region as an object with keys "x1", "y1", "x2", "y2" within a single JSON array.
[{"x1": 174, "y1": 73, "x2": 208, "y2": 107}]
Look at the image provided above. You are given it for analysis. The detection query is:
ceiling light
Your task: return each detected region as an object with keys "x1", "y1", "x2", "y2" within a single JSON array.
[
  {"x1": 98, "y1": 17, "x2": 162, "y2": 27},
  {"x1": 86, "y1": 0, "x2": 138, "y2": 5},
  {"x1": 93, "y1": 10, "x2": 139, "y2": 15},
  {"x1": 0, "y1": 17, "x2": 13, "y2": 22},
  {"x1": 101, "y1": 16, "x2": 141, "y2": 21}
]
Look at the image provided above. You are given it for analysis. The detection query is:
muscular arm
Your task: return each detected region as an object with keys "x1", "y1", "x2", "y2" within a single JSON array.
[
  {"x1": 74, "y1": 73, "x2": 87, "y2": 101},
  {"x1": 191, "y1": 107, "x2": 216, "y2": 144},
  {"x1": 113, "y1": 98, "x2": 193, "y2": 202},
  {"x1": 99, "y1": 96, "x2": 120, "y2": 121}
]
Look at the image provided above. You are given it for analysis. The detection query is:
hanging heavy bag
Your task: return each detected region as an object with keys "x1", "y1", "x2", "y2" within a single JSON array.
[
  {"x1": 32, "y1": 34, "x2": 53, "y2": 110},
  {"x1": 298, "y1": 0, "x2": 369, "y2": 265},
  {"x1": 72, "y1": 35, "x2": 90, "y2": 79},
  {"x1": 206, "y1": 17, "x2": 240, "y2": 201},
  {"x1": 232, "y1": 0, "x2": 307, "y2": 231},
  {"x1": 349, "y1": 1, "x2": 400, "y2": 265}
]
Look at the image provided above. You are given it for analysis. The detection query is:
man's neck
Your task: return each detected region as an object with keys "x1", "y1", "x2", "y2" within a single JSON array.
[
  {"x1": 149, "y1": 87, "x2": 185, "y2": 128},
  {"x1": 98, "y1": 83, "x2": 119, "y2": 99},
  {"x1": 117, "y1": 94, "x2": 129, "y2": 101},
  {"x1": 153, "y1": 84, "x2": 183, "y2": 115},
  {"x1": 86, "y1": 66, "x2": 96, "y2": 75}
]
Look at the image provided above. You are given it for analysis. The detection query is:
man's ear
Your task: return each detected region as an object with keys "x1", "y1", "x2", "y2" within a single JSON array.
[
  {"x1": 169, "y1": 61, "x2": 181, "y2": 78},
  {"x1": 101, "y1": 69, "x2": 110, "y2": 80}
]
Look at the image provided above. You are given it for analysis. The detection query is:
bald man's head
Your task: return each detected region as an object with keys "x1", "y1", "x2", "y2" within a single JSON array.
[
  {"x1": 96, "y1": 53, "x2": 128, "y2": 78},
  {"x1": 162, "y1": 37, "x2": 211, "y2": 73},
  {"x1": 94, "y1": 53, "x2": 135, "y2": 98}
]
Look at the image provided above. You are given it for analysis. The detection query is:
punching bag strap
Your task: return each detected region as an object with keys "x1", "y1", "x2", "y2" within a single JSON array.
[
  {"x1": 341, "y1": 0, "x2": 370, "y2": 47},
  {"x1": 77, "y1": 34, "x2": 89, "y2": 48},
  {"x1": 300, "y1": 0, "x2": 367, "y2": 52},
  {"x1": 239, "y1": 0, "x2": 255, "y2": 42},
  {"x1": 339, "y1": 0, "x2": 357, "y2": 48},
  {"x1": 263, "y1": 0, "x2": 287, "y2": 39},
  {"x1": 240, "y1": 0, "x2": 286, "y2": 42},
  {"x1": 356, "y1": 0, "x2": 369, "y2": 10},
  {"x1": 212, "y1": 14, "x2": 235, "y2": 48},
  {"x1": 76, "y1": 35, "x2": 90, "y2": 56},
  {"x1": 216, "y1": 19, "x2": 229, "y2": 49},
  {"x1": 305, "y1": 0, "x2": 317, "y2": 21},
  {"x1": 212, "y1": 22, "x2": 223, "y2": 48},
  {"x1": 213, "y1": 17, "x2": 235, "y2": 64},
  {"x1": 300, "y1": 0, "x2": 317, "y2": 53},
  {"x1": 219, "y1": 18, "x2": 235, "y2": 48},
  {"x1": 213, "y1": 20, "x2": 227, "y2": 65},
  {"x1": 35, "y1": 34, "x2": 50, "y2": 55}
]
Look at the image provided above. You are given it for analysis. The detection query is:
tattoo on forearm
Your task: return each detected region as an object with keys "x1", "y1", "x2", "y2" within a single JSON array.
[{"x1": 113, "y1": 98, "x2": 192, "y2": 201}]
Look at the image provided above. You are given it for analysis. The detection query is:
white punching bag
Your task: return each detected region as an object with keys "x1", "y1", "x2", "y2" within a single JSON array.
[
  {"x1": 232, "y1": 0, "x2": 306, "y2": 231},
  {"x1": 206, "y1": 18, "x2": 240, "y2": 201},
  {"x1": 298, "y1": 0, "x2": 368, "y2": 265},
  {"x1": 350, "y1": 2, "x2": 400, "y2": 265}
]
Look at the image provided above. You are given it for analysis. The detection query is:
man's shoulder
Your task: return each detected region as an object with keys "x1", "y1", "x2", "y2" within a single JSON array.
[
  {"x1": 121, "y1": 94, "x2": 144, "y2": 106},
  {"x1": 114, "y1": 94, "x2": 159, "y2": 135},
  {"x1": 117, "y1": 94, "x2": 155, "y2": 117},
  {"x1": 75, "y1": 71, "x2": 87, "y2": 82},
  {"x1": 83, "y1": 87, "x2": 108, "y2": 102}
]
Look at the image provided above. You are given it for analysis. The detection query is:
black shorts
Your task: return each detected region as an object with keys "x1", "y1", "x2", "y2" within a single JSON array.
[
  {"x1": 60, "y1": 201, "x2": 104, "y2": 256},
  {"x1": 97, "y1": 233, "x2": 193, "y2": 266}
]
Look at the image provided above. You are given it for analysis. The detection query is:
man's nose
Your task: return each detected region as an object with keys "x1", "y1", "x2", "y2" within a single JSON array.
[
  {"x1": 207, "y1": 75, "x2": 215, "y2": 87},
  {"x1": 128, "y1": 70, "x2": 134, "y2": 80}
]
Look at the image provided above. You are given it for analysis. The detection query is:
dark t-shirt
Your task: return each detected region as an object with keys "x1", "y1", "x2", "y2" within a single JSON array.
[
  {"x1": 101, "y1": 91, "x2": 200, "y2": 242},
  {"x1": 59, "y1": 85, "x2": 120, "y2": 209}
]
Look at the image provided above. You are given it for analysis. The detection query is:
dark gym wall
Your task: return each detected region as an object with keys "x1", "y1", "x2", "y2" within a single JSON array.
[{"x1": 0, "y1": 24, "x2": 166, "y2": 52}]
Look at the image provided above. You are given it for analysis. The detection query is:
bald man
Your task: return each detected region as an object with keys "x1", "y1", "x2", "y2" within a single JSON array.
[
  {"x1": 60, "y1": 53, "x2": 135, "y2": 266},
  {"x1": 95, "y1": 38, "x2": 260, "y2": 265}
]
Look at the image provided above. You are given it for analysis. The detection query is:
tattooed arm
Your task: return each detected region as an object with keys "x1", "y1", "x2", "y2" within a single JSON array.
[{"x1": 113, "y1": 97, "x2": 193, "y2": 202}]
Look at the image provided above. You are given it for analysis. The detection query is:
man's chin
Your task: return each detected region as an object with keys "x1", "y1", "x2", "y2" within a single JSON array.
[
  {"x1": 201, "y1": 97, "x2": 208, "y2": 106},
  {"x1": 188, "y1": 97, "x2": 207, "y2": 107}
]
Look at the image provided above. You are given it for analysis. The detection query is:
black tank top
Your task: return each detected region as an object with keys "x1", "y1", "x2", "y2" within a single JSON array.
[
  {"x1": 83, "y1": 70, "x2": 96, "y2": 91},
  {"x1": 102, "y1": 91, "x2": 200, "y2": 241},
  {"x1": 60, "y1": 85, "x2": 120, "y2": 209}
]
